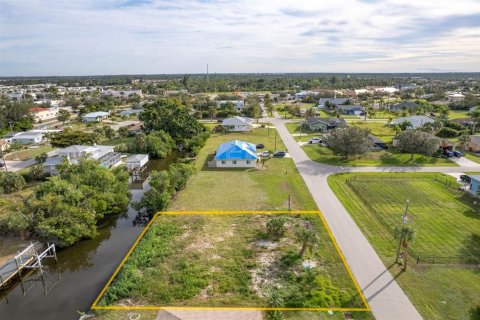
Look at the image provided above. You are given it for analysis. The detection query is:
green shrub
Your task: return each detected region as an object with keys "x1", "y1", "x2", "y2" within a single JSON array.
[
  {"x1": 280, "y1": 250, "x2": 301, "y2": 267},
  {"x1": 0, "y1": 172, "x2": 26, "y2": 194}
]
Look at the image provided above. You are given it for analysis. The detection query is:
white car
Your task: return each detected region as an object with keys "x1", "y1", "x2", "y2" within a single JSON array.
[
  {"x1": 308, "y1": 137, "x2": 323, "y2": 144},
  {"x1": 260, "y1": 151, "x2": 271, "y2": 157}
]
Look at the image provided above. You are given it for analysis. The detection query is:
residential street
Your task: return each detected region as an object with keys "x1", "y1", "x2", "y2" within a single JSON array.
[{"x1": 270, "y1": 114, "x2": 479, "y2": 320}]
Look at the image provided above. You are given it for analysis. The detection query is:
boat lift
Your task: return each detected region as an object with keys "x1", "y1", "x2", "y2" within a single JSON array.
[{"x1": 0, "y1": 243, "x2": 60, "y2": 303}]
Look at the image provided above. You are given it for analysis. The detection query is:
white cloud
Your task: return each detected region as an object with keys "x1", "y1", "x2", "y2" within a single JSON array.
[{"x1": 0, "y1": 0, "x2": 479, "y2": 75}]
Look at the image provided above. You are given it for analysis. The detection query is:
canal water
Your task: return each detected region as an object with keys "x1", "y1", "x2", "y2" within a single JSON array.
[{"x1": 0, "y1": 157, "x2": 176, "y2": 320}]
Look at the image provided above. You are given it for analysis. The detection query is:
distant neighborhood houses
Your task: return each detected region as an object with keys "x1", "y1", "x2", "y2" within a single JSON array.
[
  {"x1": 222, "y1": 116, "x2": 253, "y2": 132},
  {"x1": 317, "y1": 97, "x2": 350, "y2": 108},
  {"x1": 389, "y1": 102, "x2": 419, "y2": 112},
  {"x1": 391, "y1": 115, "x2": 435, "y2": 129},
  {"x1": 304, "y1": 117, "x2": 347, "y2": 132},
  {"x1": 82, "y1": 111, "x2": 110, "y2": 123},
  {"x1": 29, "y1": 107, "x2": 59, "y2": 122},
  {"x1": 216, "y1": 100, "x2": 245, "y2": 112}
]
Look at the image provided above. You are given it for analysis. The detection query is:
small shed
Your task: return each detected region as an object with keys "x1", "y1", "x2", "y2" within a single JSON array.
[
  {"x1": 369, "y1": 135, "x2": 387, "y2": 150},
  {"x1": 125, "y1": 154, "x2": 149, "y2": 170}
]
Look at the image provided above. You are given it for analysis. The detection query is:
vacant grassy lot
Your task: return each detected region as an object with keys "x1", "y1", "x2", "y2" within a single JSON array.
[
  {"x1": 4, "y1": 145, "x2": 54, "y2": 161},
  {"x1": 448, "y1": 110, "x2": 470, "y2": 120},
  {"x1": 350, "y1": 121, "x2": 395, "y2": 143},
  {"x1": 303, "y1": 145, "x2": 456, "y2": 167},
  {"x1": 99, "y1": 213, "x2": 365, "y2": 309},
  {"x1": 328, "y1": 172, "x2": 480, "y2": 320},
  {"x1": 169, "y1": 127, "x2": 317, "y2": 211},
  {"x1": 99, "y1": 137, "x2": 135, "y2": 146}
]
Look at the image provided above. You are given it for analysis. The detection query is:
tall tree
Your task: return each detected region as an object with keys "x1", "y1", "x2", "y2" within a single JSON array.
[
  {"x1": 324, "y1": 127, "x2": 373, "y2": 159},
  {"x1": 57, "y1": 109, "x2": 71, "y2": 125}
]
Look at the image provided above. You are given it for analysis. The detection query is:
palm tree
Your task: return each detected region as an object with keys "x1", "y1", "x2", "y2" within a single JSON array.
[
  {"x1": 266, "y1": 290, "x2": 284, "y2": 320},
  {"x1": 394, "y1": 225, "x2": 415, "y2": 270},
  {"x1": 296, "y1": 226, "x2": 318, "y2": 257}
]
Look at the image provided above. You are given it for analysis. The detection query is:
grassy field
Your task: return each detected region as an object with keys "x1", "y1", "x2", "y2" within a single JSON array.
[
  {"x1": 448, "y1": 110, "x2": 470, "y2": 120},
  {"x1": 303, "y1": 145, "x2": 457, "y2": 167},
  {"x1": 95, "y1": 127, "x2": 374, "y2": 318},
  {"x1": 464, "y1": 151, "x2": 480, "y2": 164},
  {"x1": 99, "y1": 137, "x2": 135, "y2": 146},
  {"x1": 328, "y1": 173, "x2": 480, "y2": 320},
  {"x1": 4, "y1": 145, "x2": 54, "y2": 161},
  {"x1": 350, "y1": 121, "x2": 395, "y2": 143},
  {"x1": 285, "y1": 122, "x2": 320, "y2": 142},
  {"x1": 170, "y1": 127, "x2": 317, "y2": 211},
  {"x1": 99, "y1": 213, "x2": 365, "y2": 309}
]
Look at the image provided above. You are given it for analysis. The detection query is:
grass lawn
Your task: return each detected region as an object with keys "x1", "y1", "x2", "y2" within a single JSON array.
[
  {"x1": 328, "y1": 173, "x2": 480, "y2": 320},
  {"x1": 448, "y1": 110, "x2": 470, "y2": 120},
  {"x1": 303, "y1": 145, "x2": 457, "y2": 167},
  {"x1": 285, "y1": 122, "x2": 320, "y2": 142},
  {"x1": 350, "y1": 121, "x2": 396, "y2": 143},
  {"x1": 170, "y1": 127, "x2": 317, "y2": 211},
  {"x1": 99, "y1": 213, "x2": 365, "y2": 309},
  {"x1": 464, "y1": 151, "x2": 480, "y2": 164},
  {"x1": 95, "y1": 128, "x2": 373, "y2": 318},
  {"x1": 4, "y1": 145, "x2": 54, "y2": 161},
  {"x1": 99, "y1": 137, "x2": 135, "y2": 146}
]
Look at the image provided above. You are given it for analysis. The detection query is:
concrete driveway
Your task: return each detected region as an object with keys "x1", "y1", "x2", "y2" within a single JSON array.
[{"x1": 2, "y1": 148, "x2": 60, "y2": 172}]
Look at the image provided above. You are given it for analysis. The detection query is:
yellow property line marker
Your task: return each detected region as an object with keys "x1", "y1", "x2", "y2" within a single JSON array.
[{"x1": 91, "y1": 210, "x2": 371, "y2": 312}]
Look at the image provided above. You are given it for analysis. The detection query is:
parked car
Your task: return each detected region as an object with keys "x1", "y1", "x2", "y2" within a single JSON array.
[
  {"x1": 273, "y1": 151, "x2": 286, "y2": 158},
  {"x1": 260, "y1": 151, "x2": 270, "y2": 157},
  {"x1": 453, "y1": 151, "x2": 464, "y2": 157},
  {"x1": 0, "y1": 161, "x2": 4, "y2": 168},
  {"x1": 460, "y1": 174, "x2": 471, "y2": 183},
  {"x1": 256, "y1": 143, "x2": 265, "y2": 149},
  {"x1": 308, "y1": 137, "x2": 323, "y2": 144},
  {"x1": 445, "y1": 151, "x2": 454, "y2": 157}
]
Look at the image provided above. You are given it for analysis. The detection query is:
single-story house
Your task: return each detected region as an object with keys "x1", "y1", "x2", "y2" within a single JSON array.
[
  {"x1": 210, "y1": 140, "x2": 257, "y2": 168},
  {"x1": 120, "y1": 109, "x2": 143, "y2": 116},
  {"x1": 125, "y1": 154, "x2": 149, "y2": 170},
  {"x1": 11, "y1": 131, "x2": 44, "y2": 145},
  {"x1": 29, "y1": 107, "x2": 59, "y2": 122},
  {"x1": 337, "y1": 105, "x2": 363, "y2": 115},
  {"x1": 369, "y1": 135, "x2": 387, "y2": 150},
  {"x1": 101, "y1": 89, "x2": 143, "y2": 98},
  {"x1": 391, "y1": 115, "x2": 434, "y2": 129},
  {"x1": 222, "y1": 116, "x2": 253, "y2": 132},
  {"x1": 317, "y1": 97, "x2": 349, "y2": 109},
  {"x1": 389, "y1": 102, "x2": 419, "y2": 112},
  {"x1": 59, "y1": 145, "x2": 115, "y2": 164},
  {"x1": 43, "y1": 156, "x2": 66, "y2": 175},
  {"x1": 82, "y1": 111, "x2": 110, "y2": 123},
  {"x1": 448, "y1": 93, "x2": 465, "y2": 102},
  {"x1": 469, "y1": 175, "x2": 480, "y2": 193},
  {"x1": 304, "y1": 117, "x2": 347, "y2": 132},
  {"x1": 217, "y1": 100, "x2": 245, "y2": 112},
  {"x1": 464, "y1": 135, "x2": 480, "y2": 152}
]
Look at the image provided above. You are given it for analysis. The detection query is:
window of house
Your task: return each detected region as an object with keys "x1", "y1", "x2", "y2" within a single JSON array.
[
  {"x1": 246, "y1": 160, "x2": 251, "y2": 164},
  {"x1": 232, "y1": 160, "x2": 237, "y2": 164},
  {"x1": 221, "y1": 160, "x2": 226, "y2": 164}
]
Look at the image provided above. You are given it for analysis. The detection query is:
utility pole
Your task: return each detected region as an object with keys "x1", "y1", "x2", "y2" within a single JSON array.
[
  {"x1": 395, "y1": 200, "x2": 409, "y2": 264},
  {"x1": 288, "y1": 194, "x2": 291, "y2": 211},
  {"x1": 274, "y1": 130, "x2": 277, "y2": 150}
]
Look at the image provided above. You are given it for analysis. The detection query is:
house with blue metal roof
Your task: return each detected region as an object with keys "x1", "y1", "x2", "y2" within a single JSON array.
[{"x1": 210, "y1": 140, "x2": 257, "y2": 168}]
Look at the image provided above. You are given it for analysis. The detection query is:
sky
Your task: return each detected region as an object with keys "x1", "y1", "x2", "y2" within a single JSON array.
[{"x1": 1, "y1": 0, "x2": 480, "y2": 76}]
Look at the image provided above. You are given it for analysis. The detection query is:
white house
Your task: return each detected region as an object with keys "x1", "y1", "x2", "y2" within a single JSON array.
[
  {"x1": 29, "y1": 107, "x2": 59, "y2": 122},
  {"x1": 125, "y1": 154, "x2": 149, "y2": 170},
  {"x1": 101, "y1": 89, "x2": 143, "y2": 98},
  {"x1": 11, "y1": 131, "x2": 44, "y2": 145},
  {"x1": 59, "y1": 145, "x2": 114, "y2": 164},
  {"x1": 217, "y1": 100, "x2": 245, "y2": 112},
  {"x1": 82, "y1": 111, "x2": 110, "y2": 123},
  {"x1": 222, "y1": 116, "x2": 253, "y2": 132},
  {"x1": 209, "y1": 140, "x2": 257, "y2": 168},
  {"x1": 448, "y1": 93, "x2": 465, "y2": 102}
]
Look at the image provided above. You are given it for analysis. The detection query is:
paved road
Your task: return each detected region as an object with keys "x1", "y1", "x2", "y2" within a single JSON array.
[
  {"x1": 2, "y1": 148, "x2": 60, "y2": 172},
  {"x1": 272, "y1": 116, "x2": 428, "y2": 320}
]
